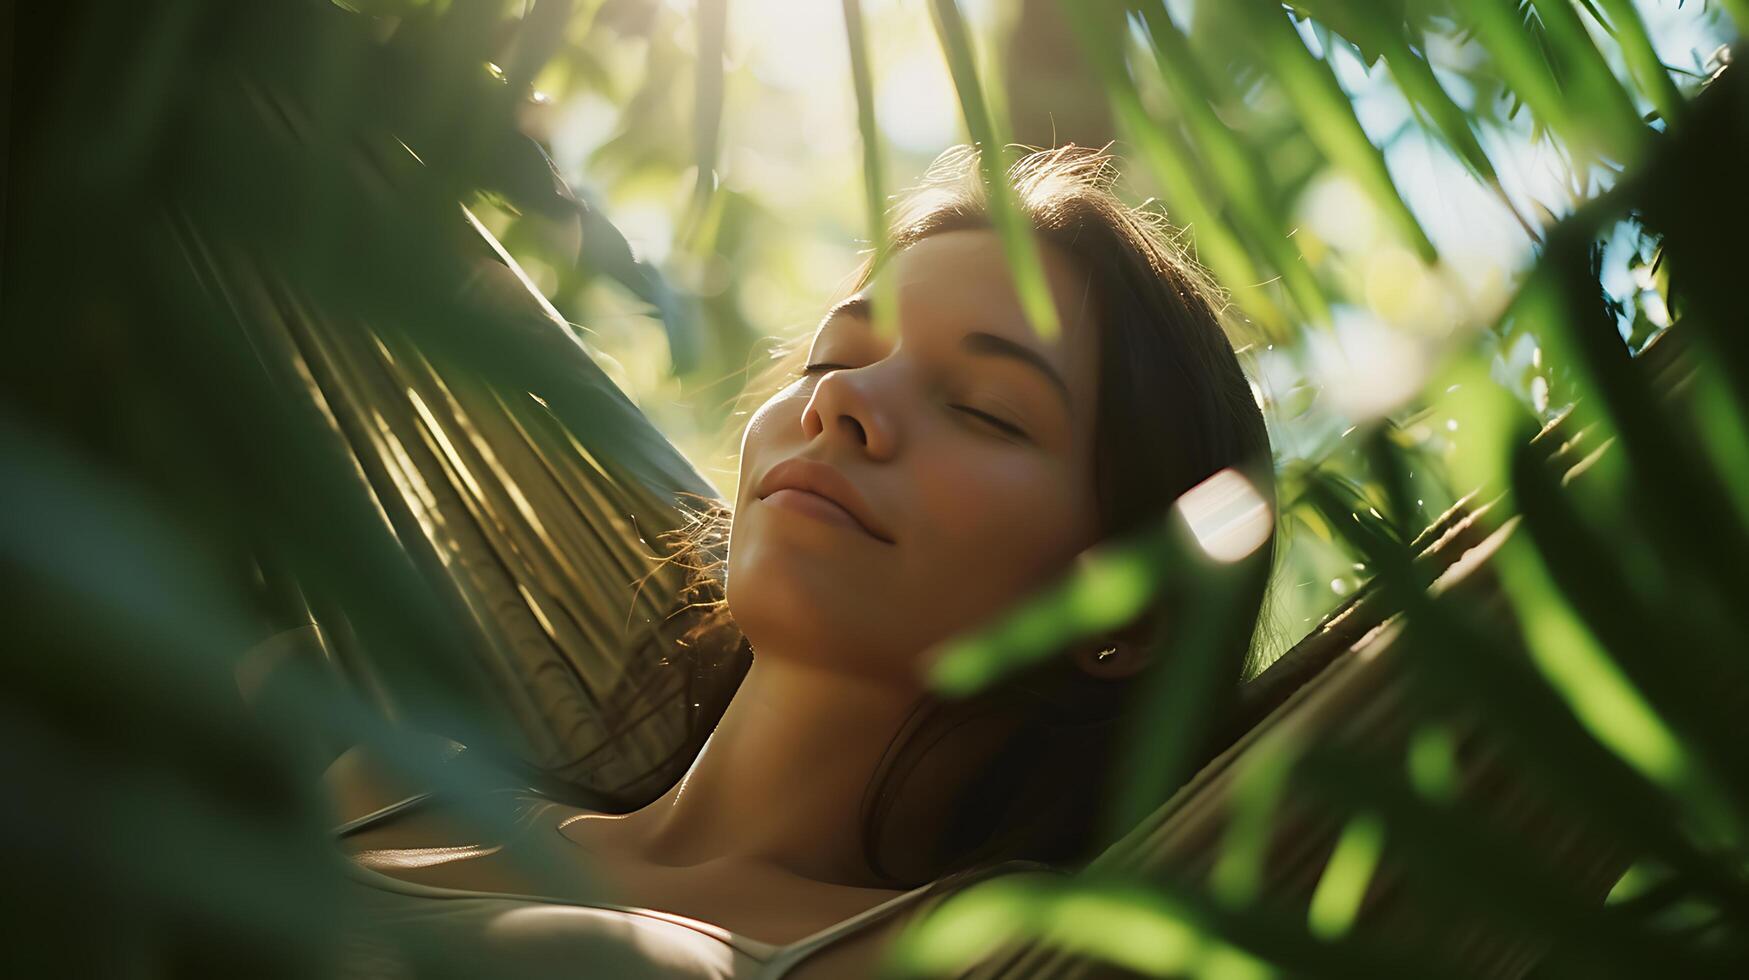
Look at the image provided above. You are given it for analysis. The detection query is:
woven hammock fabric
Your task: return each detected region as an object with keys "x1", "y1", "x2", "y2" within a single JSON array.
[
  {"x1": 196, "y1": 215, "x2": 750, "y2": 811},
  {"x1": 961, "y1": 513, "x2": 1626, "y2": 979}
]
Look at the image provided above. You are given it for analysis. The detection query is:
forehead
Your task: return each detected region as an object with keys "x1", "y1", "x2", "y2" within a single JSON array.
[
  {"x1": 882, "y1": 230, "x2": 1091, "y2": 338},
  {"x1": 838, "y1": 229, "x2": 1101, "y2": 403}
]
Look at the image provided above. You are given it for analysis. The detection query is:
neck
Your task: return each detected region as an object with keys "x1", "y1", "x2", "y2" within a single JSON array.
[{"x1": 611, "y1": 655, "x2": 923, "y2": 886}]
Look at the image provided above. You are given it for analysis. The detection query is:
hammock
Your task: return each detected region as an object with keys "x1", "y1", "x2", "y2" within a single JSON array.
[
  {"x1": 209, "y1": 207, "x2": 1678, "y2": 978},
  {"x1": 197, "y1": 208, "x2": 745, "y2": 811}
]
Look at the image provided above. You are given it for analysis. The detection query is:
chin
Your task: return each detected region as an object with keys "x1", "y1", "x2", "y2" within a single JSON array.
[
  {"x1": 725, "y1": 550, "x2": 923, "y2": 685},
  {"x1": 728, "y1": 510, "x2": 873, "y2": 609}
]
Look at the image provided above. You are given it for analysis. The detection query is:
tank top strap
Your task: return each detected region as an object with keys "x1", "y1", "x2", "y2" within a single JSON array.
[
  {"x1": 333, "y1": 789, "x2": 440, "y2": 838},
  {"x1": 330, "y1": 734, "x2": 514, "y2": 839},
  {"x1": 758, "y1": 859, "x2": 1067, "y2": 979}
]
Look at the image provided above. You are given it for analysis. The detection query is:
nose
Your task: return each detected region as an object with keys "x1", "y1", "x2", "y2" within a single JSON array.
[{"x1": 800, "y1": 367, "x2": 897, "y2": 460}]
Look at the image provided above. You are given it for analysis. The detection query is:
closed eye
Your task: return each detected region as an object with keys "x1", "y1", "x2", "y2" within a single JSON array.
[
  {"x1": 952, "y1": 405, "x2": 1029, "y2": 441},
  {"x1": 803, "y1": 363, "x2": 1029, "y2": 442}
]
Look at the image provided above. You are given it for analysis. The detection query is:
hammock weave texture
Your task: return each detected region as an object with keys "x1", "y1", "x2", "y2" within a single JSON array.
[{"x1": 211, "y1": 212, "x2": 750, "y2": 812}]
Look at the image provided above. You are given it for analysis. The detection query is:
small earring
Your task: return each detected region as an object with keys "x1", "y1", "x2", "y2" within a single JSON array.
[{"x1": 1094, "y1": 645, "x2": 1120, "y2": 663}]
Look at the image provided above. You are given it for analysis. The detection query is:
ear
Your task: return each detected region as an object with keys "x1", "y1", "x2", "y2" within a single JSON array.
[{"x1": 1070, "y1": 614, "x2": 1161, "y2": 680}]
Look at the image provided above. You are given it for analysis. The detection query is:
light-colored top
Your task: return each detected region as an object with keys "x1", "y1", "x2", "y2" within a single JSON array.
[{"x1": 337, "y1": 791, "x2": 1058, "y2": 979}]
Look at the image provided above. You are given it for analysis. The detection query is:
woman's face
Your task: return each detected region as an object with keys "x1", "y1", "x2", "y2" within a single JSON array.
[{"x1": 726, "y1": 229, "x2": 1104, "y2": 689}]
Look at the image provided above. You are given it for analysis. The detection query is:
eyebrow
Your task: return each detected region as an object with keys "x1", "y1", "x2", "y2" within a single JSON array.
[{"x1": 824, "y1": 296, "x2": 1072, "y2": 409}]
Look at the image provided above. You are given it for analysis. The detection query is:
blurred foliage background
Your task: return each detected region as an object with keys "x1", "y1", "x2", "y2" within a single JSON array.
[
  {"x1": 6, "y1": 0, "x2": 1749, "y2": 977},
  {"x1": 443, "y1": 0, "x2": 1736, "y2": 665}
]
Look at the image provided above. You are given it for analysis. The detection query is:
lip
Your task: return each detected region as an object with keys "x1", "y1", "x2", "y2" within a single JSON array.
[{"x1": 755, "y1": 458, "x2": 895, "y2": 544}]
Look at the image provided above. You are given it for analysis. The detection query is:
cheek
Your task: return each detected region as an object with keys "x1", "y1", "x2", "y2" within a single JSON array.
[
  {"x1": 735, "y1": 384, "x2": 805, "y2": 499},
  {"x1": 906, "y1": 445, "x2": 1098, "y2": 606},
  {"x1": 725, "y1": 385, "x2": 816, "y2": 634}
]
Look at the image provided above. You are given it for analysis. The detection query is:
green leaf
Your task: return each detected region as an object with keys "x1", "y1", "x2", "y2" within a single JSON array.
[
  {"x1": 1306, "y1": 811, "x2": 1385, "y2": 941},
  {"x1": 1304, "y1": 5, "x2": 1540, "y2": 239},
  {"x1": 1508, "y1": 438, "x2": 1749, "y2": 848},
  {"x1": 1058, "y1": 1, "x2": 1292, "y2": 339},
  {"x1": 1211, "y1": 730, "x2": 1305, "y2": 909},
  {"x1": 1295, "y1": 749, "x2": 1726, "y2": 976},
  {"x1": 1226, "y1": 0, "x2": 1438, "y2": 262},
  {"x1": 1133, "y1": 3, "x2": 1334, "y2": 329},
  {"x1": 884, "y1": 875, "x2": 1275, "y2": 980},
  {"x1": 1528, "y1": 0, "x2": 1649, "y2": 157},
  {"x1": 1464, "y1": 0, "x2": 1644, "y2": 165},
  {"x1": 926, "y1": 529, "x2": 1170, "y2": 696},
  {"x1": 682, "y1": 0, "x2": 727, "y2": 248},
  {"x1": 840, "y1": 0, "x2": 900, "y2": 340},
  {"x1": 1592, "y1": 0, "x2": 1686, "y2": 125},
  {"x1": 928, "y1": 0, "x2": 1063, "y2": 339}
]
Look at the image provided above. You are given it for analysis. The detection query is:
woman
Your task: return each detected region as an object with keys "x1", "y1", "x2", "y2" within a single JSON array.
[{"x1": 327, "y1": 144, "x2": 1275, "y2": 979}]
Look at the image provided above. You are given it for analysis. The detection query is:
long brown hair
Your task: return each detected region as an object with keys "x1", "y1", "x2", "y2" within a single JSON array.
[{"x1": 656, "y1": 144, "x2": 1275, "y2": 885}]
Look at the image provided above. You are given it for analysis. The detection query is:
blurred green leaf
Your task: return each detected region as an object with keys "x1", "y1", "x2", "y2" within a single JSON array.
[
  {"x1": 1306, "y1": 811, "x2": 1385, "y2": 940},
  {"x1": 1225, "y1": 0, "x2": 1438, "y2": 261},
  {"x1": 841, "y1": 0, "x2": 902, "y2": 341},
  {"x1": 928, "y1": 0, "x2": 1064, "y2": 339},
  {"x1": 1058, "y1": 1, "x2": 1293, "y2": 339},
  {"x1": 1133, "y1": 3, "x2": 1335, "y2": 329},
  {"x1": 681, "y1": 0, "x2": 726, "y2": 249},
  {"x1": 1592, "y1": 0, "x2": 1686, "y2": 125},
  {"x1": 927, "y1": 528, "x2": 1171, "y2": 696},
  {"x1": 1464, "y1": 0, "x2": 1641, "y2": 164}
]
